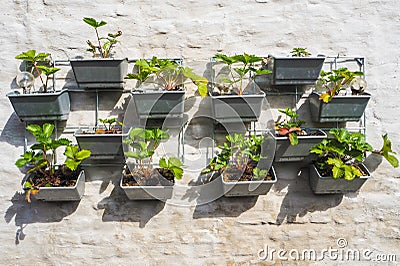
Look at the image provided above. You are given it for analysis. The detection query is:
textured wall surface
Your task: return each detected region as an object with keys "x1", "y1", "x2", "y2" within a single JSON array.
[{"x1": 1, "y1": 0, "x2": 400, "y2": 265}]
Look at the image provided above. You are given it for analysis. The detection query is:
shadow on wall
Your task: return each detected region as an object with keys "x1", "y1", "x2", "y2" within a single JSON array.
[
  {"x1": 0, "y1": 113, "x2": 25, "y2": 147},
  {"x1": 4, "y1": 192, "x2": 80, "y2": 245},
  {"x1": 97, "y1": 183, "x2": 166, "y2": 228},
  {"x1": 274, "y1": 167, "x2": 343, "y2": 225}
]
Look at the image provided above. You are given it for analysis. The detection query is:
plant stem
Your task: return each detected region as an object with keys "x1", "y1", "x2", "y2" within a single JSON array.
[
  {"x1": 33, "y1": 63, "x2": 46, "y2": 91},
  {"x1": 95, "y1": 28, "x2": 104, "y2": 58}
]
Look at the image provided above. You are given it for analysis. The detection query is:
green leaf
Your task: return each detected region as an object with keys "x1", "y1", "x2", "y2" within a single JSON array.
[
  {"x1": 288, "y1": 132, "x2": 298, "y2": 146},
  {"x1": 83, "y1": 17, "x2": 107, "y2": 28},
  {"x1": 171, "y1": 166, "x2": 183, "y2": 180},
  {"x1": 64, "y1": 145, "x2": 78, "y2": 159},
  {"x1": 383, "y1": 154, "x2": 399, "y2": 168},
  {"x1": 124, "y1": 151, "x2": 140, "y2": 159},
  {"x1": 65, "y1": 159, "x2": 80, "y2": 171},
  {"x1": 332, "y1": 165, "x2": 344, "y2": 179},
  {"x1": 42, "y1": 123, "x2": 55, "y2": 138},
  {"x1": 26, "y1": 124, "x2": 43, "y2": 136},
  {"x1": 76, "y1": 150, "x2": 91, "y2": 161},
  {"x1": 159, "y1": 157, "x2": 167, "y2": 168}
]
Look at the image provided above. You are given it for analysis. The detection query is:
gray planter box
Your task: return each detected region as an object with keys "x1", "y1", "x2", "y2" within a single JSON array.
[
  {"x1": 221, "y1": 166, "x2": 277, "y2": 197},
  {"x1": 120, "y1": 174, "x2": 173, "y2": 200},
  {"x1": 74, "y1": 129, "x2": 127, "y2": 159},
  {"x1": 23, "y1": 170, "x2": 85, "y2": 201},
  {"x1": 309, "y1": 163, "x2": 371, "y2": 194},
  {"x1": 7, "y1": 89, "x2": 70, "y2": 122},
  {"x1": 309, "y1": 92, "x2": 371, "y2": 122},
  {"x1": 267, "y1": 56, "x2": 325, "y2": 85},
  {"x1": 270, "y1": 129, "x2": 327, "y2": 162},
  {"x1": 131, "y1": 90, "x2": 185, "y2": 119},
  {"x1": 211, "y1": 92, "x2": 266, "y2": 123},
  {"x1": 70, "y1": 58, "x2": 128, "y2": 89}
]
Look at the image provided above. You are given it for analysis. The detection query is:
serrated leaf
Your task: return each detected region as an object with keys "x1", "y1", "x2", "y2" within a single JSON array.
[
  {"x1": 42, "y1": 123, "x2": 55, "y2": 138},
  {"x1": 288, "y1": 132, "x2": 298, "y2": 146},
  {"x1": 169, "y1": 157, "x2": 183, "y2": 167},
  {"x1": 76, "y1": 150, "x2": 91, "y2": 161},
  {"x1": 159, "y1": 157, "x2": 167, "y2": 168},
  {"x1": 171, "y1": 167, "x2": 183, "y2": 180},
  {"x1": 332, "y1": 165, "x2": 344, "y2": 179},
  {"x1": 65, "y1": 159, "x2": 80, "y2": 171},
  {"x1": 383, "y1": 154, "x2": 399, "y2": 168}
]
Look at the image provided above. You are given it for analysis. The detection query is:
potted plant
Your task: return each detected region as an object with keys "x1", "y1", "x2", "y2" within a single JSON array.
[
  {"x1": 15, "y1": 123, "x2": 91, "y2": 202},
  {"x1": 210, "y1": 53, "x2": 271, "y2": 123},
  {"x1": 309, "y1": 67, "x2": 370, "y2": 122},
  {"x1": 202, "y1": 133, "x2": 276, "y2": 197},
  {"x1": 309, "y1": 128, "x2": 398, "y2": 194},
  {"x1": 74, "y1": 117, "x2": 127, "y2": 160},
  {"x1": 264, "y1": 47, "x2": 325, "y2": 85},
  {"x1": 69, "y1": 17, "x2": 128, "y2": 89},
  {"x1": 121, "y1": 127, "x2": 184, "y2": 200},
  {"x1": 270, "y1": 108, "x2": 327, "y2": 162},
  {"x1": 125, "y1": 56, "x2": 207, "y2": 122},
  {"x1": 7, "y1": 50, "x2": 70, "y2": 122}
]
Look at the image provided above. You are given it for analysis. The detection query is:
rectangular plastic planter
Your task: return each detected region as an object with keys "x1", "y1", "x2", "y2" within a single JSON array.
[
  {"x1": 309, "y1": 92, "x2": 371, "y2": 122},
  {"x1": 23, "y1": 170, "x2": 85, "y2": 201},
  {"x1": 221, "y1": 166, "x2": 277, "y2": 197},
  {"x1": 211, "y1": 92, "x2": 266, "y2": 123},
  {"x1": 131, "y1": 90, "x2": 185, "y2": 119},
  {"x1": 309, "y1": 163, "x2": 371, "y2": 194},
  {"x1": 70, "y1": 58, "x2": 128, "y2": 89},
  {"x1": 270, "y1": 129, "x2": 327, "y2": 162},
  {"x1": 74, "y1": 129, "x2": 127, "y2": 159},
  {"x1": 267, "y1": 56, "x2": 325, "y2": 85},
  {"x1": 120, "y1": 175, "x2": 173, "y2": 200},
  {"x1": 7, "y1": 89, "x2": 70, "y2": 122}
]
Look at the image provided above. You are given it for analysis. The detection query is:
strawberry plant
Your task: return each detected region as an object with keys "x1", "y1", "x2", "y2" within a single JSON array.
[
  {"x1": 274, "y1": 108, "x2": 306, "y2": 145},
  {"x1": 123, "y1": 128, "x2": 183, "y2": 183},
  {"x1": 214, "y1": 53, "x2": 271, "y2": 96},
  {"x1": 15, "y1": 50, "x2": 60, "y2": 93},
  {"x1": 317, "y1": 67, "x2": 364, "y2": 103},
  {"x1": 310, "y1": 128, "x2": 398, "y2": 180},
  {"x1": 125, "y1": 56, "x2": 208, "y2": 96},
  {"x1": 83, "y1": 17, "x2": 122, "y2": 58},
  {"x1": 15, "y1": 123, "x2": 91, "y2": 202},
  {"x1": 290, "y1": 47, "x2": 311, "y2": 57}
]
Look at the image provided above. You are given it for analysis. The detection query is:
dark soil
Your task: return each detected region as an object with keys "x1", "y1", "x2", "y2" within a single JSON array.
[
  {"x1": 122, "y1": 168, "x2": 175, "y2": 187},
  {"x1": 28, "y1": 167, "x2": 80, "y2": 188},
  {"x1": 222, "y1": 160, "x2": 274, "y2": 182}
]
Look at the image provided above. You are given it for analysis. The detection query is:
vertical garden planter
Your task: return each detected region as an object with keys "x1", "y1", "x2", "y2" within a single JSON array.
[
  {"x1": 131, "y1": 90, "x2": 185, "y2": 119},
  {"x1": 120, "y1": 173, "x2": 174, "y2": 201},
  {"x1": 221, "y1": 166, "x2": 277, "y2": 197},
  {"x1": 7, "y1": 89, "x2": 70, "y2": 122},
  {"x1": 23, "y1": 170, "x2": 86, "y2": 201},
  {"x1": 74, "y1": 129, "x2": 127, "y2": 159},
  {"x1": 270, "y1": 129, "x2": 327, "y2": 162},
  {"x1": 309, "y1": 92, "x2": 371, "y2": 122},
  {"x1": 267, "y1": 56, "x2": 325, "y2": 85},
  {"x1": 211, "y1": 92, "x2": 266, "y2": 123},
  {"x1": 70, "y1": 58, "x2": 128, "y2": 89},
  {"x1": 309, "y1": 163, "x2": 371, "y2": 194}
]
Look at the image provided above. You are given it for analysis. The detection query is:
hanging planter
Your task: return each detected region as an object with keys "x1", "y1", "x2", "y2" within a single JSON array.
[
  {"x1": 309, "y1": 67, "x2": 370, "y2": 122},
  {"x1": 10, "y1": 50, "x2": 70, "y2": 122},
  {"x1": 69, "y1": 18, "x2": 127, "y2": 89},
  {"x1": 70, "y1": 58, "x2": 128, "y2": 89},
  {"x1": 309, "y1": 163, "x2": 370, "y2": 194},
  {"x1": 309, "y1": 128, "x2": 398, "y2": 194},
  {"x1": 309, "y1": 91, "x2": 371, "y2": 122},
  {"x1": 7, "y1": 89, "x2": 70, "y2": 122},
  {"x1": 220, "y1": 166, "x2": 276, "y2": 197},
  {"x1": 121, "y1": 128, "x2": 183, "y2": 200},
  {"x1": 24, "y1": 170, "x2": 86, "y2": 201},
  {"x1": 126, "y1": 57, "x2": 206, "y2": 124},
  {"x1": 209, "y1": 53, "x2": 270, "y2": 123},
  {"x1": 131, "y1": 89, "x2": 185, "y2": 119},
  {"x1": 74, "y1": 118, "x2": 127, "y2": 160},
  {"x1": 265, "y1": 48, "x2": 325, "y2": 85},
  {"x1": 271, "y1": 129, "x2": 327, "y2": 162},
  {"x1": 211, "y1": 92, "x2": 266, "y2": 123}
]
